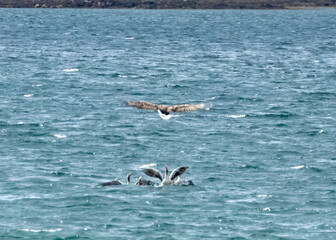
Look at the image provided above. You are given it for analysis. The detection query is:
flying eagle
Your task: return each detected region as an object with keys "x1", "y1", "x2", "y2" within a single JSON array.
[{"x1": 127, "y1": 101, "x2": 205, "y2": 115}]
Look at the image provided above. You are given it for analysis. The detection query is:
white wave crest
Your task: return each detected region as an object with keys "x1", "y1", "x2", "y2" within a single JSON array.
[
  {"x1": 63, "y1": 68, "x2": 78, "y2": 72},
  {"x1": 140, "y1": 163, "x2": 157, "y2": 169},
  {"x1": 290, "y1": 165, "x2": 305, "y2": 169},
  {"x1": 54, "y1": 134, "x2": 67, "y2": 138},
  {"x1": 225, "y1": 114, "x2": 246, "y2": 118},
  {"x1": 22, "y1": 228, "x2": 62, "y2": 233}
]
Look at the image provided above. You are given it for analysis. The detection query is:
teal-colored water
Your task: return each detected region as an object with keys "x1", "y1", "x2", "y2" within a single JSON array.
[{"x1": 1, "y1": 8, "x2": 336, "y2": 239}]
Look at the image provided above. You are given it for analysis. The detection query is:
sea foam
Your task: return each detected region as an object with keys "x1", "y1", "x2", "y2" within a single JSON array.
[
  {"x1": 225, "y1": 115, "x2": 246, "y2": 118},
  {"x1": 22, "y1": 228, "x2": 62, "y2": 233},
  {"x1": 63, "y1": 68, "x2": 78, "y2": 72},
  {"x1": 140, "y1": 163, "x2": 157, "y2": 169},
  {"x1": 54, "y1": 134, "x2": 67, "y2": 138},
  {"x1": 290, "y1": 165, "x2": 305, "y2": 170}
]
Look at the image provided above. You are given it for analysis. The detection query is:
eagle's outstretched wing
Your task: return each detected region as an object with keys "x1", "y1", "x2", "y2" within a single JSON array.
[
  {"x1": 127, "y1": 101, "x2": 205, "y2": 114},
  {"x1": 169, "y1": 104, "x2": 205, "y2": 112},
  {"x1": 127, "y1": 101, "x2": 160, "y2": 111}
]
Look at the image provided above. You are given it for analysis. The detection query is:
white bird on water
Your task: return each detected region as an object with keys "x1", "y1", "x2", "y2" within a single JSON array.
[{"x1": 142, "y1": 166, "x2": 189, "y2": 186}]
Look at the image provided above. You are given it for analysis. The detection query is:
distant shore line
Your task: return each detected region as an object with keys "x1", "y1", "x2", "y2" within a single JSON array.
[
  {"x1": 1, "y1": 6, "x2": 336, "y2": 10},
  {"x1": 1, "y1": 0, "x2": 336, "y2": 10}
]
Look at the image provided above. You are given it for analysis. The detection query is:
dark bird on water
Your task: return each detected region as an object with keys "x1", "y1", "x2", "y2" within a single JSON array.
[
  {"x1": 100, "y1": 173, "x2": 132, "y2": 186},
  {"x1": 127, "y1": 101, "x2": 205, "y2": 115},
  {"x1": 136, "y1": 176, "x2": 156, "y2": 186}
]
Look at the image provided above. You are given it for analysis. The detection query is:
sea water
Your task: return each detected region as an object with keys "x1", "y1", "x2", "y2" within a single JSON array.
[{"x1": 0, "y1": 8, "x2": 335, "y2": 239}]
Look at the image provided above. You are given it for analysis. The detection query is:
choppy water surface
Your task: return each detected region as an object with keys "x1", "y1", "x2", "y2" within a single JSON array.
[{"x1": 1, "y1": 9, "x2": 336, "y2": 239}]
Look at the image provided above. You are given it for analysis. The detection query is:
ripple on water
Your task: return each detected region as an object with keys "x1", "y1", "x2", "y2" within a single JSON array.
[{"x1": 1, "y1": 8, "x2": 336, "y2": 240}]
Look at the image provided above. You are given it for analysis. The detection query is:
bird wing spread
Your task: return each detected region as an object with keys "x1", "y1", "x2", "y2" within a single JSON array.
[
  {"x1": 142, "y1": 168, "x2": 163, "y2": 181},
  {"x1": 127, "y1": 101, "x2": 159, "y2": 111},
  {"x1": 169, "y1": 166, "x2": 188, "y2": 181},
  {"x1": 170, "y1": 104, "x2": 205, "y2": 112},
  {"x1": 127, "y1": 101, "x2": 205, "y2": 113}
]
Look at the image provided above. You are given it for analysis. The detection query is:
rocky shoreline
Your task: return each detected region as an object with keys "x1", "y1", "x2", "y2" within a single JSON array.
[{"x1": 0, "y1": 0, "x2": 335, "y2": 9}]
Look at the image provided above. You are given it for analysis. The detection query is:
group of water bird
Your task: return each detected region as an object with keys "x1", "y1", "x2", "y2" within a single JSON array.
[
  {"x1": 100, "y1": 101, "x2": 204, "y2": 187},
  {"x1": 100, "y1": 165, "x2": 194, "y2": 187}
]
